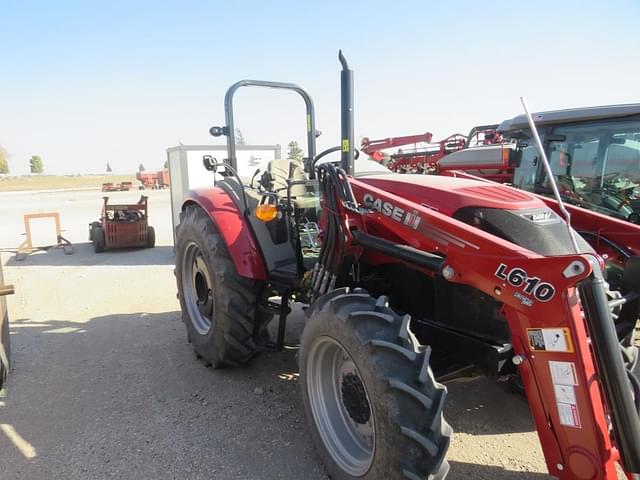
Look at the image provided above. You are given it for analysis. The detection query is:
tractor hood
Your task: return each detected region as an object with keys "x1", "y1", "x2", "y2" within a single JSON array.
[
  {"x1": 356, "y1": 173, "x2": 595, "y2": 257},
  {"x1": 357, "y1": 173, "x2": 543, "y2": 216}
]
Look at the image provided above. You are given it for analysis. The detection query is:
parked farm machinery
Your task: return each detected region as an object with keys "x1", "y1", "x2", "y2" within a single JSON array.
[
  {"x1": 366, "y1": 104, "x2": 640, "y2": 224},
  {"x1": 136, "y1": 169, "x2": 170, "y2": 190},
  {"x1": 174, "y1": 53, "x2": 640, "y2": 479},
  {"x1": 102, "y1": 181, "x2": 135, "y2": 192},
  {"x1": 361, "y1": 125, "x2": 505, "y2": 176},
  {"x1": 89, "y1": 195, "x2": 155, "y2": 252}
]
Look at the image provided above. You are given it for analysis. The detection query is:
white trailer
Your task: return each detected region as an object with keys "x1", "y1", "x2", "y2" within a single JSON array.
[{"x1": 166, "y1": 144, "x2": 281, "y2": 244}]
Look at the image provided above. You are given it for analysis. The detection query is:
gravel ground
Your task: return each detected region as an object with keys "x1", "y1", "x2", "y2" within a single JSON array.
[{"x1": 0, "y1": 189, "x2": 554, "y2": 479}]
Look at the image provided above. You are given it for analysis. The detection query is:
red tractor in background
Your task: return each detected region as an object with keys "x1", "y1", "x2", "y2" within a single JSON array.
[
  {"x1": 174, "y1": 52, "x2": 640, "y2": 479},
  {"x1": 365, "y1": 104, "x2": 640, "y2": 224}
]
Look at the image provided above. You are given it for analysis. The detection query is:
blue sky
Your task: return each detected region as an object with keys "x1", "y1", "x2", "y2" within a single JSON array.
[{"x1": 1, "y1": 0, "x2": 639, "y2": 174}]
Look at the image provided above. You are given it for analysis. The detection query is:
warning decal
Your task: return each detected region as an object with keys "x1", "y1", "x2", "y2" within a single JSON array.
[
  {"x1": 527, "y1": 328, "x2": 574, "y2": 352},
  {"x1": 549, "y1": 360, "x2": 578, "y2": 386},
  {"x1": 549, "y1": 361, "x2": 581, "y2": 429},
  {"x1": 557, "y1": 402, "x2": 581, "y2": 428}
]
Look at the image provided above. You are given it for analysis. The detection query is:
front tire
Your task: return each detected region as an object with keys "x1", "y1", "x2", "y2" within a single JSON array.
[
  {"x1": 300, "y1": 288, "x2": 451, "y2": 480},
  {"x1": 175, "y1": 205, "x2": 270, "y2": 367},
  {"x1": 89, "y1": 221, "x2": 101, "y2": 241},
  {"x1": 146, "y1": 226, "x2": 155, "y2": 248},
  {"x1": 93, "y1": 226, "x2": 105, "y2": 253}
]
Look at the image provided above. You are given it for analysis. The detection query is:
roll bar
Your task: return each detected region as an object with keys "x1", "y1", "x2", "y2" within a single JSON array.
[{"x1": 212, "y1": 80, "x2": 317, "y2": 176}]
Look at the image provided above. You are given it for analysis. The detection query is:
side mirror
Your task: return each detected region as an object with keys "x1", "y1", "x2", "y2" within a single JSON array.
[
  {"x1": 209, "y1": 126, "x2": 228, "y2": 137},
  {"x1": 203, "y1": 155, "x2": 218, "y2": 172}
]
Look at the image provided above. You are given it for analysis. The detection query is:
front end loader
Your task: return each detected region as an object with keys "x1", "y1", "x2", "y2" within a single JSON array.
[{"x1": 174, "y1": 52, "x2": 640, "y2": 479}]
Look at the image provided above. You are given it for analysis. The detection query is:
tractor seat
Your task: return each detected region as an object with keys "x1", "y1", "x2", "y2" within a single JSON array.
[{"x1": 267, "y1": 159, "x2": 318, "y2": 210}]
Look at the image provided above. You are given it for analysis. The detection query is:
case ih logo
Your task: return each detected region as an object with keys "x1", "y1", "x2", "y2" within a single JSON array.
[{"x1": 363, "y1": 194, "x2": 421, "y2": 230}]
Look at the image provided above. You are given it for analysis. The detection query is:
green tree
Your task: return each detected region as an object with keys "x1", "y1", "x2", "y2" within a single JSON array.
[
  {"x1": 287, "y1": 141, "x2": 304, "y2": 162},
  {"x1": 138, "y1": 163, "x2": 145, "y2": 172},
  {"x1": 29, "y1": 155, "x2": 43, "y2": 174},
  {"x1": 163, "y1": 159, "x2": 169, "y2": 169},
  {"x1": 106, "y1": 163, "x2": 112, "y2": 173},
  {"x1": 0, "y1": 146, "x2": 9, "y2": 174},
  {"x1": 235, "y1": 128, "x2": 247, "y2": 146}
]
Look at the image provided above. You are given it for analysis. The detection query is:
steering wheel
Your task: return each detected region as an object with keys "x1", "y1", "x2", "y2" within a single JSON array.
[{"x1": 311, "y1": 146, "x2": 360, "y2": 170}]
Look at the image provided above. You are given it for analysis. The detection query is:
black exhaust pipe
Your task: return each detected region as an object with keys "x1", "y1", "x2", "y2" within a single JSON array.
[{"x1": 339, "y1": 50, "x2": 354, "y2": 175}]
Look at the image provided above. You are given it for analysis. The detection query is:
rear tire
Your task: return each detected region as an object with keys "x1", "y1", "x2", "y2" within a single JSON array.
[
  {"x1": 93, "y1": 226, "x2": 105, "y2": 253},
  {"x1": 89, "y1": 221, "x2": 101, "y2": 241},
  {"x1": 0, "y1": 306, "x2": 10, "y2": 389},
  {"x1": 175, "y1": 205, "x2": 270, "y2": 367},
  {"x1": 300, "y1": 288, "x2": 451, "y2": 480},
  {"x1": 146, "y1": 226, "x2": 155, "y2": 248}
]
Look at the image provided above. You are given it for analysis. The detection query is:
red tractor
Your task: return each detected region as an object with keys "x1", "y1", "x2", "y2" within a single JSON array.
[
  {"x1": 89, "y1": 195, "x2": 155, "y2": 253},
  {"x1": 367, "y1": 104, "x2": 640, "y2": 224},
  {"x1": 174, "y1": 52, "x2": 640, "y2": 479}
]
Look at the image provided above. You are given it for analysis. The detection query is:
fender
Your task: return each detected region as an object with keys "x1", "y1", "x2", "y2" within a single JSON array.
[{"x1": 182, "y1": 187, "x2": 267, "y2": 280}]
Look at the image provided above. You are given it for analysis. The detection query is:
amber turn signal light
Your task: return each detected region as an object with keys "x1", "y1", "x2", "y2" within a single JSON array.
[{"x1": 255, "y1": 204, "x2": 278, "y2": 222}]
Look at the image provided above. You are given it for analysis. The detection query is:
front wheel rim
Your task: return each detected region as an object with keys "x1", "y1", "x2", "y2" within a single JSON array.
[
  {"x1": 181, "y1": 242, "x2": 214, "y2": 335},
  {"x1": 306, "y1": 335, "x2": 375, "y2": 477}
]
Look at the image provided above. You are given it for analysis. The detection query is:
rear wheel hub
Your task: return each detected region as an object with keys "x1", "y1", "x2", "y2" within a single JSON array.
[{"x1": 182, "y1": 242, "x2": 214, "y2": 335}]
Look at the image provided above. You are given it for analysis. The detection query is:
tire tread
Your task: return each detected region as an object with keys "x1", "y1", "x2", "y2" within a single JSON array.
[
  {"x1": 301, "y1": 290, "x2": 451, "y2": 480},
  {"x1": 176, "y1": 205, "x2": 270, "y2": 367}
]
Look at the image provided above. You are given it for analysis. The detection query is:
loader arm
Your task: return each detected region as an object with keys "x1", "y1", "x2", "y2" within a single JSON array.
[{"x1": 343, "y1": 176, "x2": 640, "y2": 479}]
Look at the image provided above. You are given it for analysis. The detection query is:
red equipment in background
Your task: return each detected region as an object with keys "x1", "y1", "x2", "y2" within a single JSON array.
[
  {"x1": 136, "y1": 169, "x2": 170, "y2": 189},
  {"x1": 101, "y1": 182, "x2": 119, "y2": 192},
  {"x1": 136, "y1": 171, "x2": 158, "y2": 190},
  {"x1": 156, "y1": 169, "x2": 170, "y2": 189},
  {"x1": 102, "y1": 181, "x2": 136, "y2": 192},
  {"x1": 365, "y1": 105, "x2": 640, "y2": 224},
  {"x1": 361, "y1": 125, "x2": 504, "y2": 174},
  {"x1": 89, "y1": 195, "x2": 155, "y2": 253}
]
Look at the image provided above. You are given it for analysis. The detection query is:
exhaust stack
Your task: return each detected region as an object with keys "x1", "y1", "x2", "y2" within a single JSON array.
[{"x1": 339, "y1": 50, "x2": 354, "y2": 175}]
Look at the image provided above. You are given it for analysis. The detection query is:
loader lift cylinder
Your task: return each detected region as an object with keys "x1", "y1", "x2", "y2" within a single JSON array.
[
  {"x1": 339, "y1": 50, "x2": 354, "y2": 175},
  {"x1": 579, "y1": 268, "x2": 640, "y2": 473}
]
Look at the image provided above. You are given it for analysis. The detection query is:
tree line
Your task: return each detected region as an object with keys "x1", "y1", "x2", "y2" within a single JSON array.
[
  {"x1": 0, "y1": 135, "x2": 306, "y2": 176},
  {"x1": 0, "y1": 146, "x2": 43, "y2": 174}
]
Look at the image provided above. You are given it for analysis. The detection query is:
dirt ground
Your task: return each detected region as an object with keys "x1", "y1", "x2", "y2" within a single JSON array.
[{"x1": 0, "y1": 189, "x2": 555, "y2": 479}]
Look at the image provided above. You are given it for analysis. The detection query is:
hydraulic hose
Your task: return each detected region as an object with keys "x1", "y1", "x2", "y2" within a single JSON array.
[{"x1": 311, "y1": 162, "x2": 352, "y2": 300}]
